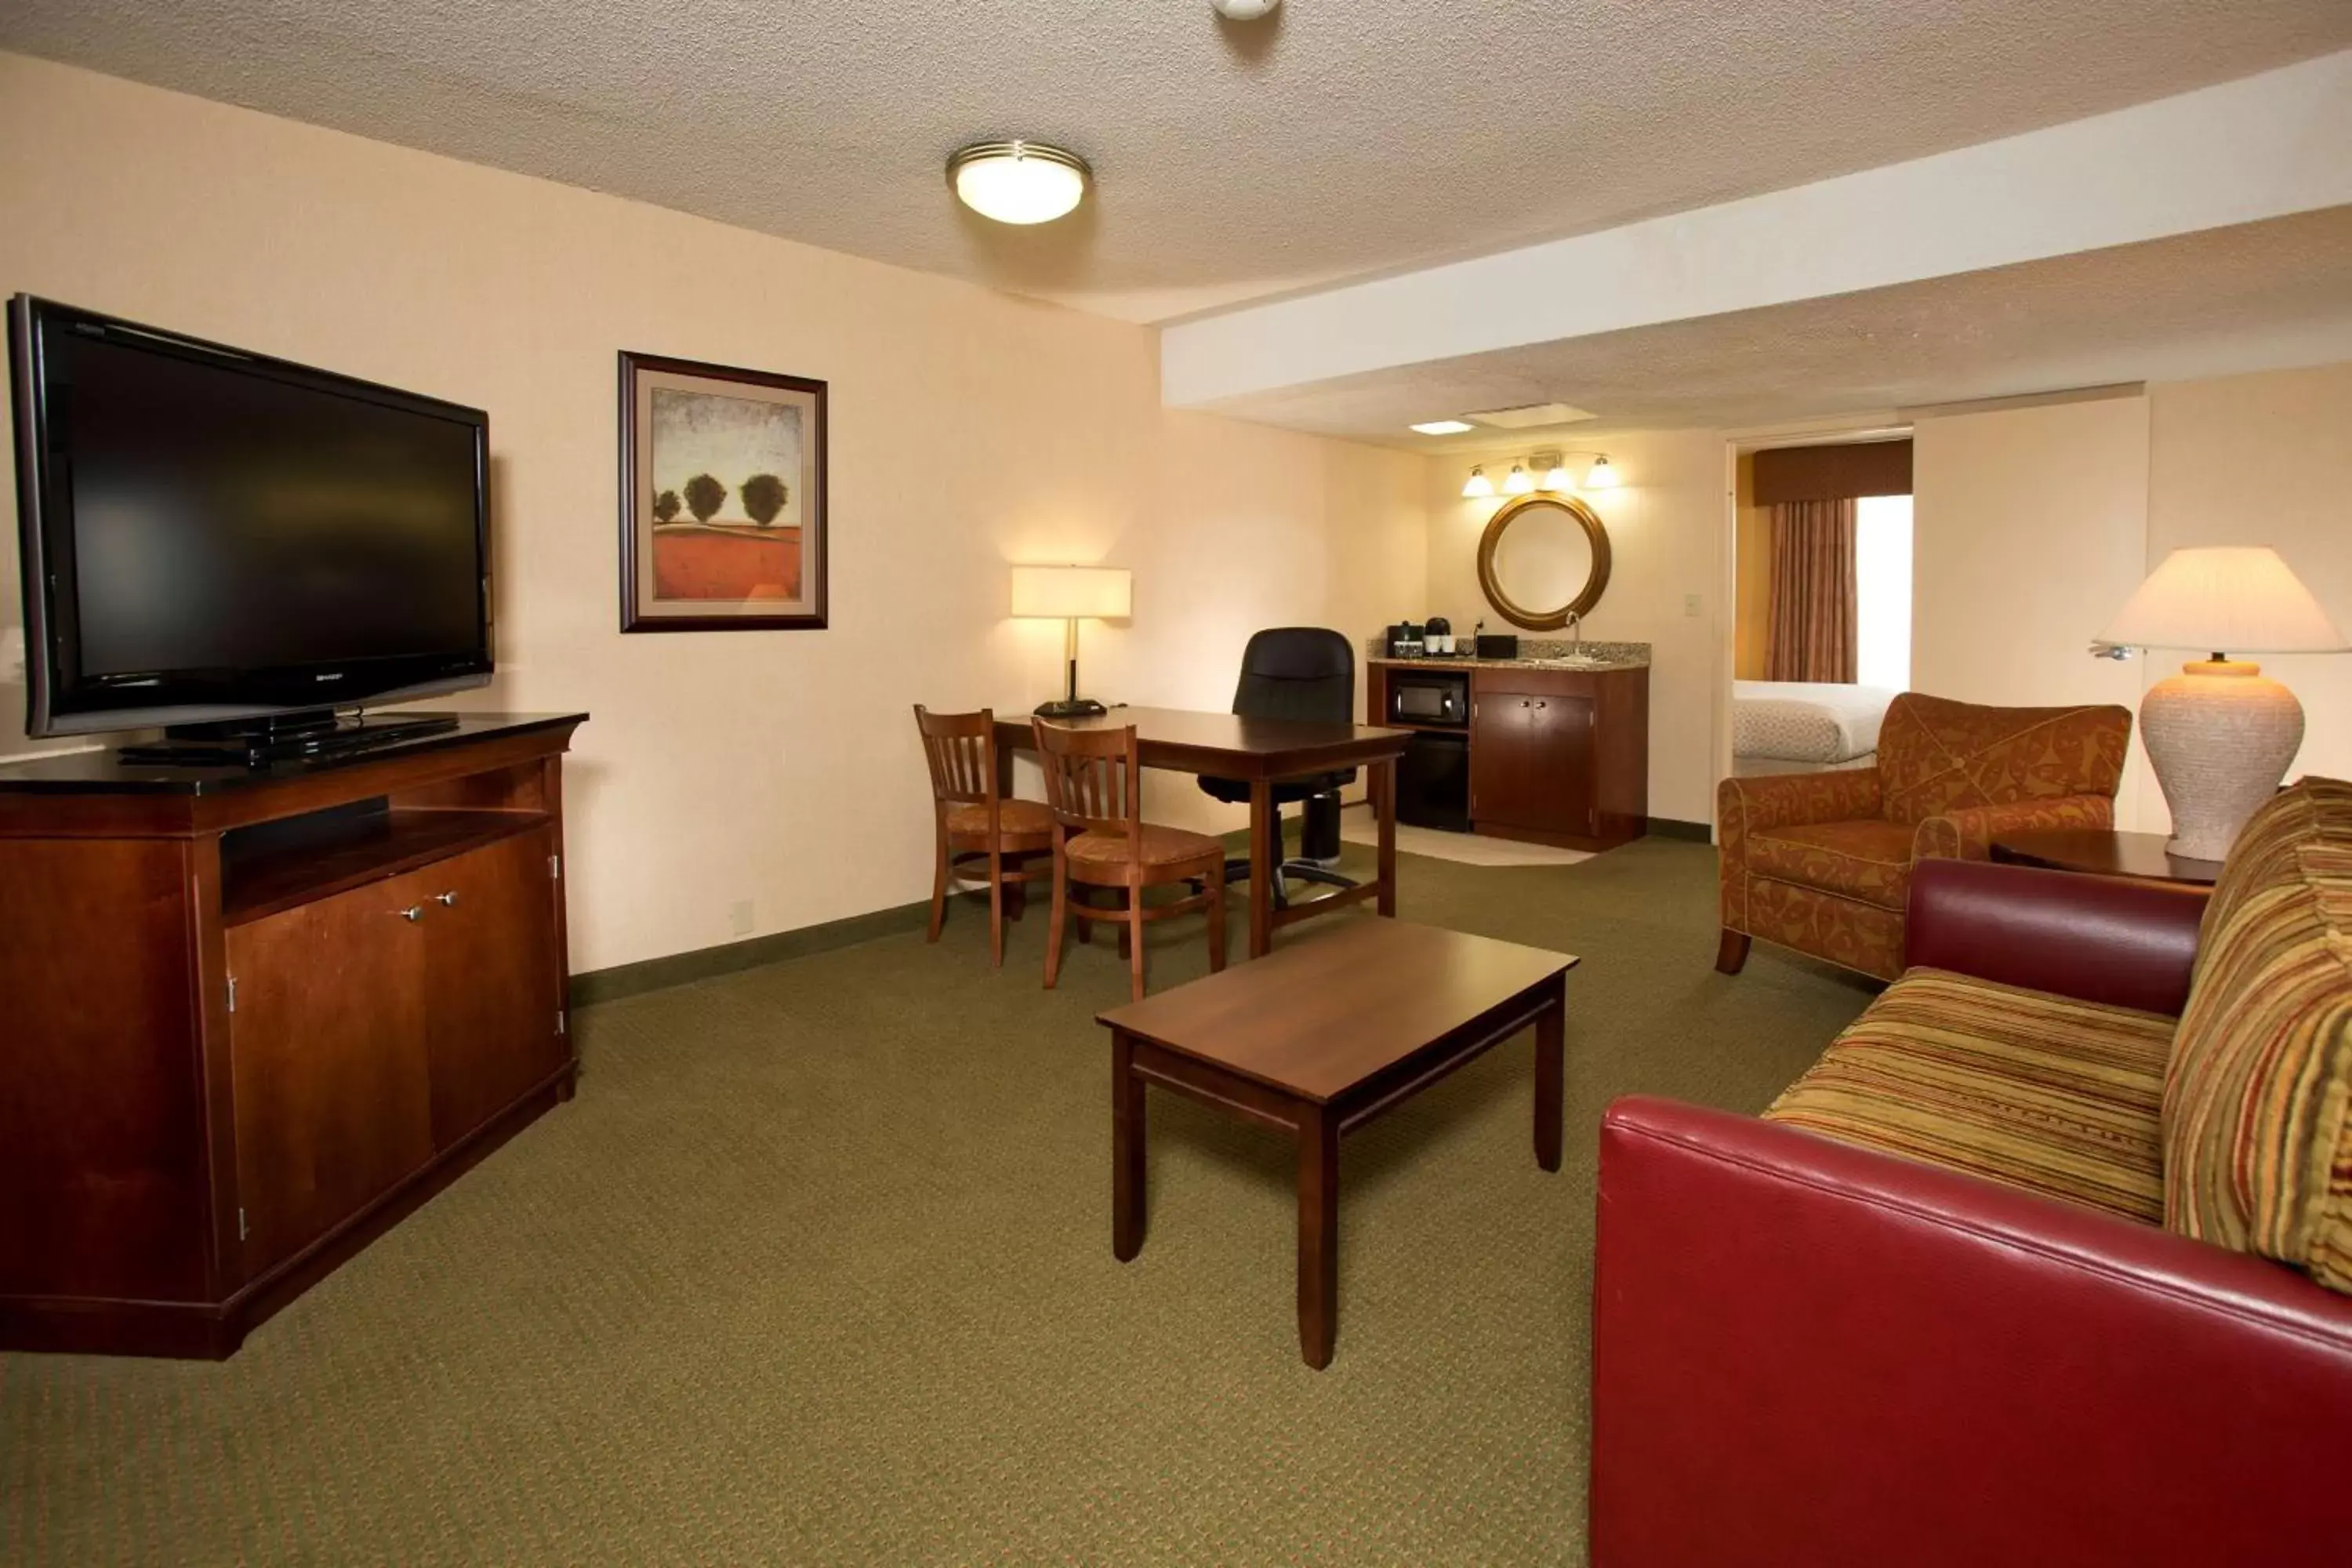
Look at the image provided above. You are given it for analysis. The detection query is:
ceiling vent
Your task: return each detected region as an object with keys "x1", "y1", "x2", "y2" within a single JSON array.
[{"x1": 1465, "y1": 403, "x2": 1598, "y2": 430}]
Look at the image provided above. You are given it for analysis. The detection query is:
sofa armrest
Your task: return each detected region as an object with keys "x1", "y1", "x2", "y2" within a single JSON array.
[
  {"x1": 1904, "y1": 857, "x2": 2208, "y2": 1015},
  {"x1": 1590, "y1": 1097, "x2": 2352, "y2": 1568},
  {"x1": 1911, "y1": 793, "x2": 2113, "y2": 861},
  {"x1": 1716, "y1": 767, "x2": 1884, "y2": 848}
]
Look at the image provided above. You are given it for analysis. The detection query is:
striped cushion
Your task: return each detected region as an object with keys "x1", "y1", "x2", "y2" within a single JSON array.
[
  {"x1": 1766, "y1": 968, "x2": 2174, "y2": 1222},
  {"x1": 2164, "y1": 777, "x2": 2352, "y2": 1295}
]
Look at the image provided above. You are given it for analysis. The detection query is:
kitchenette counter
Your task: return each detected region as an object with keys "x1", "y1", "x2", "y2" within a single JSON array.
[
  {"x1": 1369, "y1": 654, "x2": 1650, "y2": 673},
  {"x1": 1366, "y1": 644, "x2": 1650, "y2": 853},
  {"x1": 1367, "y1": 637, "x2": 1651, "y2": 674}
]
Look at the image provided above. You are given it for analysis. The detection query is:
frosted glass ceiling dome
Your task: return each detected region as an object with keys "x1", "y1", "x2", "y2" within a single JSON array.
[{"x1": 947, "y1": 141, "x2": 1091, "y2": 225}]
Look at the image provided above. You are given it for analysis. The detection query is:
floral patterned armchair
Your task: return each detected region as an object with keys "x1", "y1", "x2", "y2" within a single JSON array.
[{"x1": 1716, "y1": 693, "x2": 2132, "y2": 980}]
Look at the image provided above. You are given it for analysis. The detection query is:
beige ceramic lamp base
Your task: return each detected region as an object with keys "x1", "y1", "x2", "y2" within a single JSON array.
[{"x1": 2140, "y1": 658, "x2": 2304, "y2": 862}]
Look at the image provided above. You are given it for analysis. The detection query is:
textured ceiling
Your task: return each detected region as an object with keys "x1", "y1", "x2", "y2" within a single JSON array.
[
  {"x1": 1200, "y1": 208, "x2": 2352, "y2": 445},
  {"x1": 2, "y1": 1, "x2": 2348, "y2": 323}
]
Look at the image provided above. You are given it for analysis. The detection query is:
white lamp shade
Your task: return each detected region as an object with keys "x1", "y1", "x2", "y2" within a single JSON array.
[
  {"x1": 2097, "y1": 546, "x2": 2348, "y2": 655},
  {"x1": 1011, "y1": 564, "x2": 1131, "y2": 620}
]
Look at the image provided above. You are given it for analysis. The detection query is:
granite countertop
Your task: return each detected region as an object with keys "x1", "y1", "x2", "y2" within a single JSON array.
[
  {"x1": 1366, "y1": 636, "x2": 1650, "y2": 673},
  {"x1": 1369, "y1": 655, "x2": 1650, "y2": 673}
]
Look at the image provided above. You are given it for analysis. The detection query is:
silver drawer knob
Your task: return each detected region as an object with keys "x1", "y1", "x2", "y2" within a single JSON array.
[
  {"x1": 396, "y1": 905, "x2": 424, "y2": 922},
  {"x1": 434, "y1": 891, "x2": 459, "y2": 907}
]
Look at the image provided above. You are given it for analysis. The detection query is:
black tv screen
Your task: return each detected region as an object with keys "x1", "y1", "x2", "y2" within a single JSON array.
[{"x1": 9, "y1": 296, "x2": 492, "y2": 736}]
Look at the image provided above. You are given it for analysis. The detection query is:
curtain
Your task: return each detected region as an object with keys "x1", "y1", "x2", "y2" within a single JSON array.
[{"x1": 1765, "y1": 498, "x2": 1858, "y2": 683}]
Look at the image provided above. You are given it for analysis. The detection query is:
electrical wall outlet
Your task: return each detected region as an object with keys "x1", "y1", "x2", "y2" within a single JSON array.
[
  {"x1": 729, "y1": 899, "x2": 755, "y2": 937},
  {"x1": 1684, "y1": 593, "x2": 1703, "y2": 617}
]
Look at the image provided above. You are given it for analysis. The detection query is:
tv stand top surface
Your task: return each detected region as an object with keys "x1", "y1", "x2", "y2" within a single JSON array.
[{"x1": 0, "y1": 712, "x2": 588, "y2": 796}]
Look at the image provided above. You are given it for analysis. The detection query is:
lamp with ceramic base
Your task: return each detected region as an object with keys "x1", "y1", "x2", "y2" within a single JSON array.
[
  {"x1": 1011, "y1": 564, "x2": 1131, "y2": 718},
  {"x1": 2094, "y1": 546, "x2": 2348, "y2": 861}
]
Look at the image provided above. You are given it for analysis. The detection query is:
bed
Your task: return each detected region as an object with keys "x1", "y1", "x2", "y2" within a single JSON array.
[{"x1": 1732, "y1": 681, "x2": 1899, "y2": 776}]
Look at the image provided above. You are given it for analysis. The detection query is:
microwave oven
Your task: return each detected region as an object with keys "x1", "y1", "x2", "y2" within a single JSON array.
[{"x1": 1388, "y1": 670, "x2": 1468, "y2": 728}]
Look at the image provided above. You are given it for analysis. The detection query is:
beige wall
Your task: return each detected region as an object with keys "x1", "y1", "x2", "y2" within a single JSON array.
[
  {"x1": 1425, "y1": 431, "x2": 1728, "y2": 825},
  {"x1": 1911, "y1": 371, "x2": 2352, "y2": 834},
  {"x1": 1911, "y1": 391, "x2": 2153, "y2": 825},
  {"x1": 2147, "y1": 362, "x2": 2352, "y2": 791},
  {"x1": 0, "y1": 54, "x2": 1428, "y2": 973}
]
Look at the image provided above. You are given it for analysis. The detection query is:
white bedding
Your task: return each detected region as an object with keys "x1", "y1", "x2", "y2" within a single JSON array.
[{"x1": 1733, "y1": 681, "x2": 1898, "y2": 764}]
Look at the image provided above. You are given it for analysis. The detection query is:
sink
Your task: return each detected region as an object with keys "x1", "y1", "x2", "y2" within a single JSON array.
[{"x1": 1531, "y1": 655, "x2": 1613, "y2": 670}]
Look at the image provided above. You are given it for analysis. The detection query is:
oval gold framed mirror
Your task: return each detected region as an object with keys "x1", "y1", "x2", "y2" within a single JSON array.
[{"x1": 1475, "y1": 494, "x2": 1612, "y2": 630}]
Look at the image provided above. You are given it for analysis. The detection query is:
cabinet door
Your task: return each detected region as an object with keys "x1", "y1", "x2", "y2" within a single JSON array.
[
  {"x1": 227, "y1": 875, "x2": 436, "y2": 1279},
  {"x1": 1472, "y1": 690, "x2": 1597, "y2": 833},
  {"x1": 419, "y1": 826, "x2": 568, "y2": 1149},
  {"x1": 1525, "y1": 694, "x2": 1599, "y2": 836},
  {"x1": 1471, "y1": 691, "x2": 1535, "y2": 826}
]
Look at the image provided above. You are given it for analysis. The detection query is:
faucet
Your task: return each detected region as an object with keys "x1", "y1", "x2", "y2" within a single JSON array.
[{"x1": 1566, "y1": 610, "x2": 1583, "y2": 656}]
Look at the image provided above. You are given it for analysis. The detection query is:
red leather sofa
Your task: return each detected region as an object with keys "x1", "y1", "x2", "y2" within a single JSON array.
[{"x1": 1588, "y1": 855, "x2": 2352, "y2": 1566}]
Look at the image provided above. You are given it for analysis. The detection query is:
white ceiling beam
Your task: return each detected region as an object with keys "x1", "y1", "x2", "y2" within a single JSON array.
[{"x1": 1162, "y1": 49, "x2": 2352, "y2": 409}]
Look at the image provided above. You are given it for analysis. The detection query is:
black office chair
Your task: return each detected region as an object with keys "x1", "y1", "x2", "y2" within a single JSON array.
[{"x1": 1198, "y1": 627, "x2": 1359, "y2": 907}]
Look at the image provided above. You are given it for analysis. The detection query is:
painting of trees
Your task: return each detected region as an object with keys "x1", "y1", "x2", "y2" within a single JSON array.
[
  {"x1": 683, "y1": 473, "x2": 726, "y2": 523},
  {"x1": 741, "y1": 473, "x2": 788, "y2": 528},
  {"x1": 624, "y1": 351, "x2": 826, "y2": 631}
]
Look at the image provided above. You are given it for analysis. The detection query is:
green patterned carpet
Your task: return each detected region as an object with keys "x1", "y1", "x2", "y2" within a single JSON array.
[{"x1": 1, "y1": 837, "x2": 1873, "y2": 1566}]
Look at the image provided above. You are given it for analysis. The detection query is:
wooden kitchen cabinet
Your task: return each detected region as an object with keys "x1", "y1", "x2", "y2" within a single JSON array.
[
  {"x1": 1472, "y1": 688, "x2": 1598, "y2": 837},
  {"x1": 1369, "y1": 660, "x2": 1648, "y2": 853}
]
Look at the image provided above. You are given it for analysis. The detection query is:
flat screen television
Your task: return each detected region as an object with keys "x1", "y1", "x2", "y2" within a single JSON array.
[{"x1": 8, "y1": 295, "x2": 492, "y2": 747}]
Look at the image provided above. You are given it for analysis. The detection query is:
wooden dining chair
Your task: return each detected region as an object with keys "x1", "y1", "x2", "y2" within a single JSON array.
[
  {"x1": 1032, "y1": 717, "x2": 1227, "y2": 1002},
  {"x1": 914, "y1": 706, "x2": 1054, "y2": 967}
]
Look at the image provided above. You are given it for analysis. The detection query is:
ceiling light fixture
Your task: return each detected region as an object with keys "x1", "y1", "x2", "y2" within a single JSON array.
[
  {"x1": 1461, "y1": 466, "x2": 1495, "y2": 499},
  {"x1": 1210, "y1": 0, "x2": 1281, "y2": 17},
  {"x1": 1501, "y1": 461, "x2": 1536, "y2": 496},
  {"x1": 1410, "y1": 419, "x2": 1475, "y2": 436},
  {"x1": 947, "y1": 140, "x2": 1092, "y2": 225}
]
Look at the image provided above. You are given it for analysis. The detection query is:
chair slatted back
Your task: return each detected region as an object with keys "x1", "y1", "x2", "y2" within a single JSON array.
[
  {"x1": 1033, "y1": 720, "x2": 1142, "y2": 853},
  {"x1": 914, "y1": 706, "x2": 998, "y2": 822}
]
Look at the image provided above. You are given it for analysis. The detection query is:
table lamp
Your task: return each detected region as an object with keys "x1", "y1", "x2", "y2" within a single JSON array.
[
  {"x1": 2095, "y1": 546, "x2": 2348, "y2": 860},
  {"x1": 1011, "y1": 564, "x2": 1131, "y2": 718}
]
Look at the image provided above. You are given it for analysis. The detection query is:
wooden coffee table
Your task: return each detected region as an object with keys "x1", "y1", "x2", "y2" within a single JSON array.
[{"x1": 1096, "y1": 918, "x2": 1578, "y2": 1368}]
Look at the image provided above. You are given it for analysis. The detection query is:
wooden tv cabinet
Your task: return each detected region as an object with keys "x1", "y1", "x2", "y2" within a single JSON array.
[{"x1": 0, "y1": 713, "x2": 586, "y2": 1358}]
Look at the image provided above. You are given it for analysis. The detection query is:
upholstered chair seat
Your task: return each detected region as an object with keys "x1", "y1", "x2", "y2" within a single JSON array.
[
  {"x1": 1718, "y1": 693, "x2": 2133, "y2": 980},
  {"x1": 943, "y1": 799, "x2": 1055, "y2": 840},
  {"x1": 1062, "y1": 823, "x2": 1226, "y2": 869}
]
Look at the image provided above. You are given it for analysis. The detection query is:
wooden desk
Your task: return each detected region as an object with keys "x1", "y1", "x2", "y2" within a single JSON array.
[
  {"x1": 1098, "y1": 919, "x2": 1577, "y2": 1367},
  {"x1": 996, "y1": 706, "x2": 1412, "y2": 959}
]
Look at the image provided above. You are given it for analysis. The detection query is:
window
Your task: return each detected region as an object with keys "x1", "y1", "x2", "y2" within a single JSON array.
[{"x1": 1854, "y1": 493, "x2": 1912, "y2": 690}]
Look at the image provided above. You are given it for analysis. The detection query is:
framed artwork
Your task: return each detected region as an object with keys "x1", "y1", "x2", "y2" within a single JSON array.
[{"x1": 618, "y1": 350, "x2": 828, "y2": 632}]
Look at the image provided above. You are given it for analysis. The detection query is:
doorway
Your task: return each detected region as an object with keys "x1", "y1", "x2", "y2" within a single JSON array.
[{"x1": 1726, "y1": 430, "x2": 1914, "y2": 782}]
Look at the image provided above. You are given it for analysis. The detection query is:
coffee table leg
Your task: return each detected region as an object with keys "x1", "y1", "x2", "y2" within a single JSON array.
[
  {"x1": 1535, "y1": 979, "x2": 1564, "y2": 1173},
  {"x1": 1297, "y1": 1105, "x2": 1339, "y2": 1369},
  {"x1": 1112, "y1": 1029, "x2": 1146, "y2": 1261}
]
